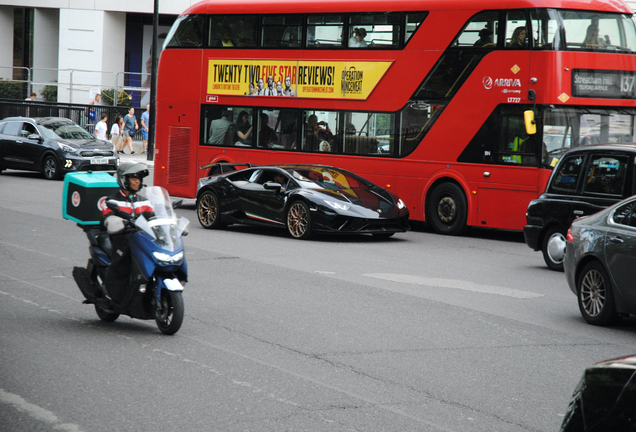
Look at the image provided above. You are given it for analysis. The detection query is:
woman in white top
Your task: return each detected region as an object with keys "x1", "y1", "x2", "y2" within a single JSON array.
[
  {"x1": 349, "y1": 28, "x2": 368, "y2": 48},
  {"x1": 111, "y1": 115, "x2": 123, "y2": 152}
]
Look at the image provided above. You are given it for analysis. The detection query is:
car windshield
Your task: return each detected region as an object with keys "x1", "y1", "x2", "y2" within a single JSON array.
[
  {"x1": 286, "y1": 166, "x2": 372, "y2": 191},
  {"x1": 39, "y1": 122, "x2": 93, "y2": 140}
]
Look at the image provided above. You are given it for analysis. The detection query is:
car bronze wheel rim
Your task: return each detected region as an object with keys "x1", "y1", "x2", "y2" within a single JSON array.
[
  {"x1": 288, "y1": 203, "x2": 308, "y2": 238},
  {"x1": 580, "y1": 269, "x2": 606, "y2": 317},
  {"x1": 198, "y1": 194, "x2": 217, "y2": 226},
  {"x1": 437, "y1": 197, "x2": 456, "y2": 223},
  {"x1": 44, "y1": 158, "x2": 57, "y2": 178}
]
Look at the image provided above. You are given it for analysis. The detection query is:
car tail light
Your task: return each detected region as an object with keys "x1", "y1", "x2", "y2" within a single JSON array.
[{"x1": 566, "y1": 228, "x2": 574, "y2": 242}]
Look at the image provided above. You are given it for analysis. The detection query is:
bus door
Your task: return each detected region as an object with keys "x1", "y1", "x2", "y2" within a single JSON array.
[{"x1": 475, "y1": 107, "x2": 541, "y2": 231}]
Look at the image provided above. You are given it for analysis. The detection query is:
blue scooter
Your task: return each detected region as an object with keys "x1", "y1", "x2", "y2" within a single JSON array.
[{"x1": 73, "y1": 186, "x2": 188, "y2": 335}]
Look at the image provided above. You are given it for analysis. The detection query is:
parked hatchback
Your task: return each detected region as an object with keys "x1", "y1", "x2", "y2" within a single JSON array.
[
  {"x1": 524, "y1": 143, "x2": 636, "y2": 271},
  {"x1": 0, "y1": 116, "x2": 118, "y2": 180}
]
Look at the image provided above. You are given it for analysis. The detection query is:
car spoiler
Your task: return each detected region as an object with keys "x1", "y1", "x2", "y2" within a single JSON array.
[{"x1": 199, "y1": 162, "x2": 255, "y2": 175}]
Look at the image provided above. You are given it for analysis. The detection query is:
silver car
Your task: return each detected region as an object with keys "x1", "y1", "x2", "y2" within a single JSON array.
[{"x1": 564, "y1": 195, "x2": 636, "y2": 326}]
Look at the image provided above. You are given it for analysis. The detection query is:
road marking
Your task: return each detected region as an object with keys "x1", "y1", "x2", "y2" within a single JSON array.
[
  {"x1": 363, "y1": 273, "x2": 543, "y2": 299},
  {"x1": 0, "y1": 388, "x2": 84, "y2": 432}
]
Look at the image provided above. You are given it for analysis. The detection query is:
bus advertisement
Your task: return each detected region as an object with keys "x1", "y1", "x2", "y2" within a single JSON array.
[{"x1": 154, "y1": 0, "x2": 636, "y2": 235}]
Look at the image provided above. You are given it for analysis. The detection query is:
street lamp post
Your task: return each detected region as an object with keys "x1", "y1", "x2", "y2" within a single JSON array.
[{"x1": 147, "y1": 0, "x2": 159, "y2": 161}]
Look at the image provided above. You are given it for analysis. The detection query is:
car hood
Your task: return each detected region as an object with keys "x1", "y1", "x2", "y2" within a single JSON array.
[
  {"x1": 55, "y1": 138, "x2": 113, "y2": 150},
  {"x1": 304, "y1": 186, "x2": 405, "y2": 218}
]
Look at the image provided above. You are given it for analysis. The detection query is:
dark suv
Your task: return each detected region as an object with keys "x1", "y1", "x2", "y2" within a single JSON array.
[
  {"x1": 525, "y1": 143, "x2": 636, "y2": 271},
  {"x1": 0, "y1": 116, "x2": 119, "y2": 180}
]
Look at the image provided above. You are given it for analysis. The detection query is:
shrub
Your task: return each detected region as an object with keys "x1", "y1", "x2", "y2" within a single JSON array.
[
  {"x1": 41, "y1": 85, "x2": 58, "y2": 102},
  {"x1": 0, "y1": 80, "x2": 23, "y2": 99}
]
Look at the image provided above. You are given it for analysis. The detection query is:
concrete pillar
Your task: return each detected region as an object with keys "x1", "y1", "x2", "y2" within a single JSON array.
[
  {"x1": 32, "y1": 8, "x2": 59, "y2": 100},
  {"x1": 0, "y1": 6, "x2": 14, "y2": 80},
  {"x1": 57, "y1": 8, "x2": 125, "y2": 104}
]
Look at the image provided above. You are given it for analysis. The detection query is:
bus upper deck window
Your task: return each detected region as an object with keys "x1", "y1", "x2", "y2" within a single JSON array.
[
  {"x1": 454, "y1": 11, "x2": 499, "y2": 48},
  {"x1": 165, "y1": 15, "x2": 205, "y2": 48},
  {"x1": 209, "y1": 15, "x2": 258, "y2": 48},
  {"x1": 306, "y1": 15, "x2": 343, "y2": 47},
  {"x1": 262, "y1": 15, "x2": 302, "y2": 48},
  {"x1": 348, "y1": 13, "x2": 401, "y2": 48},
  {"x1": 405, "y1": 12, "x2": 427, "y2": 45}
]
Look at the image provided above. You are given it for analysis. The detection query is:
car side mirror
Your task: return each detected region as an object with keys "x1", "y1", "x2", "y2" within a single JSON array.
[
  {"x1": 263, "y1": 182, "x2": 281, "y2": 190},
  {"x1": 172, "y1": 199, "x2": 183, "y2": 209},
  {"x1": 27, "y1": 133, "x2": 42, "y2": 141}
]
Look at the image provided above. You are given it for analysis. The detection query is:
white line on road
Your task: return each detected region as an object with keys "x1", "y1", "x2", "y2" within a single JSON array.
[
  {"x1": 0, "y1": 388, "x2": 84, "y2": 432},
  {"x1": 363, "y1": 273, "x2": 543, "y2": 299}
]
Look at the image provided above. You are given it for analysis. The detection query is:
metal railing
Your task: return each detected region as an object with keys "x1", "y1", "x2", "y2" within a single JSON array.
[{"x1": 0, "y1": 66, "x2": 150, "y2": 106}]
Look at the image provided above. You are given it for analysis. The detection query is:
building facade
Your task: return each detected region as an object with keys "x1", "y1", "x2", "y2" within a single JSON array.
[{"x1": 0, "y1": 1, "x2": 199, "y2": 106}]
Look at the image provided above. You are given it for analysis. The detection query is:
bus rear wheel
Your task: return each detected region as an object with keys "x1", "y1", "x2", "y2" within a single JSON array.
[{"x1": 427, "y1": 183, "x2": 467, "y2": 235}]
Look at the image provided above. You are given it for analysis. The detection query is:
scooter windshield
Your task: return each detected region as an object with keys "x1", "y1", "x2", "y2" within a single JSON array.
[{"x1": 134, "y1": 186, "x2": 189, "y2": 252}]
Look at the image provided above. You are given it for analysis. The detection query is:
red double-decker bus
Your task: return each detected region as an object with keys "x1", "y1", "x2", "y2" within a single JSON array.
[{"x1": 154, "y1": 0, "x2": 636, "y2": 234}]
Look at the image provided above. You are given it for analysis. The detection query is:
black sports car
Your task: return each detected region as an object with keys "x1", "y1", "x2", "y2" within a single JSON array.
[{"x1": 196, "y1": 163, "x2": 410, "y2": 239}]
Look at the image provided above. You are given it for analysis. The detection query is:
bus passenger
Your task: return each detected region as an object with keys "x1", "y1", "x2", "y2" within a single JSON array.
[
  {"x1": 474, "y1": 28, "x2": 492, "y2": 47},
  {"x1": 509, "y1": 26, "x2": 527, "y2": 48},
  {"x1": 220, "y1": 27, "x2": 234, "y2": 47},
  {"x1": 208, "y1": 110, "x2": 233, "y2": 144},
  {"x1": 584, "y1": 23, "x2": 610, "y2": 46},
  {"x1": 259, "y1": 113, "x2": 278, "y2": 146},
  {"x1": 234, "y1": 111, "x2": 253, "y2": 146},
  {"x1": 349, "y1": 28, "x2": 368, "y2": 47},
  {"x1": 306, "y1": 114, "x2": 332, "y2": 150}
]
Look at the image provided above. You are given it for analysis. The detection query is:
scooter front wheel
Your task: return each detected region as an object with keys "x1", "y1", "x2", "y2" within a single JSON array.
[
  {"x1": 95, "y1": 305, "x2": 119, "y2": 322},
  {"x1": 155, "y1": 291, "x2": 184, "y2": 335}
]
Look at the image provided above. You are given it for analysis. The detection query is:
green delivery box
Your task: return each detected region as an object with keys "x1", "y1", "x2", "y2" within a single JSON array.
[{"x1": 62, "y1": 172, "x2": 119, "y2": 225}]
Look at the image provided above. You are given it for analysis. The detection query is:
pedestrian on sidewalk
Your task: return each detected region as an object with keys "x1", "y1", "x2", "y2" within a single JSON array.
[
  {"x1": 122, "y1": 107, "x2": 139, "y2": 155},
  {"x1": 141, "y1": 104, "x2": 150, "y2": 154}
]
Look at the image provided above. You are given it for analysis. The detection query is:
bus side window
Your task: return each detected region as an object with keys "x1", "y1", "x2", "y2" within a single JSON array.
[
  {"x1": 348, "y1": 13, "x2": 401, "y2": 48},
  {"x1": 404, "y1": 12, "x2": 427, "y2": 45},
  {"x1": 208, "y1": 15, "x2": 258, "y2": 48},
  {"x1": 505, "y1": 10, "x2": 530, "y2": 48},
  {"x1": 306, "y1": 14, "x2": 343, "y2": 47},
  {"x1": 453, "y1": 10, "x2": 499, "y2": 48},
  {"x1": 261, "y1": 15, "x2": 302, "y2": 48}
]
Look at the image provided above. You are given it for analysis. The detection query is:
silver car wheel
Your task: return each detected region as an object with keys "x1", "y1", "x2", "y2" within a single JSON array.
[
  {"x1": 546, "y1": 232, "x2": 566, "y2": 264},
  {"x1": 580, "y1": 268, "x2": 606, "y2": 317}
]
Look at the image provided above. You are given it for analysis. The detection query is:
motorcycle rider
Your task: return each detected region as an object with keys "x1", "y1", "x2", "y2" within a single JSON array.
[{"x1": 101, "y1": 162, "x2": 154, "y2": 306}]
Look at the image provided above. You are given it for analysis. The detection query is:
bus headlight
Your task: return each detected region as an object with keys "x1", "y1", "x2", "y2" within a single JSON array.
[{"x1": 152, "y1": 251, "x2": 184, "y2": 264}]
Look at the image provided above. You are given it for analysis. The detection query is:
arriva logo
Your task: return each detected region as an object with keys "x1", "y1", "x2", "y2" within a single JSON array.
[{"x1": 483, "y1": 76, "x2": 522, "y2": 90}]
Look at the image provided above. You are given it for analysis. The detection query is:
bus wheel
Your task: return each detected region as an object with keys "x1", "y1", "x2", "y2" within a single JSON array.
[
  {"x1": 427, "y1": 183, "x2": 467, "y2": 235},
  {"x1": 197, "y1": 191, "x2": 222, "y2": 229}
]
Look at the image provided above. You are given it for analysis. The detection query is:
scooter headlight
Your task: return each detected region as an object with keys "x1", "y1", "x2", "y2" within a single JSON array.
[{"x1": 152, "y1": 251, "x2": 184, "y2": 264}]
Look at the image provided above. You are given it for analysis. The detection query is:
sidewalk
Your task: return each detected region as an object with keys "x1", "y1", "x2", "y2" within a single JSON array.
[{"x1": 118, "y1": 140, "x2": 154, "y2": 166}]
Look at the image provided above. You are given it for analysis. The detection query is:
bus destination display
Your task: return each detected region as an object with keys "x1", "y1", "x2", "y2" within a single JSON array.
[{"x1": 572, "y1": 69, "x2": 636, "y2": 99}]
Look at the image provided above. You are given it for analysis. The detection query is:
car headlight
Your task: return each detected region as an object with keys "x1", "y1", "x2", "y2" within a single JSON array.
[
  {"x1": 152, "y1": 251, "x2": 184, "y2": 264},
  {"x1": 60, "y1": 144, "x2": 77, "y2": 153},
  {"x1": 323, "y1": 200, "x2": 350, "y2": 211},
  {"x1": 397, "y1": 199, "x2": 406, "y2": 210}
]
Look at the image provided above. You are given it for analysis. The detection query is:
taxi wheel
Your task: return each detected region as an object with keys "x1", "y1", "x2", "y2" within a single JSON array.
[
  {"x1": 197, "y1": 191, "x2": 222, "y2": 229},
  {"x1": 542, "y1": 226, "x2": 566, "y2": 271}
]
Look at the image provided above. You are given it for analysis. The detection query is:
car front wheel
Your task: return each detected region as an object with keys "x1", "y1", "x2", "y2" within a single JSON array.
[
  {"x1": 42, "y1": 155, "x2": 62, "y2": 180},
  {"x1": 577, "y1": 261, "x2": 620, "y2": 326},
  {"x1": 197, "y1": 191, "x2": 222, "y2": 229},
  {"x1": 287, "y1": 201, "x2": 312, "y2": 239}
]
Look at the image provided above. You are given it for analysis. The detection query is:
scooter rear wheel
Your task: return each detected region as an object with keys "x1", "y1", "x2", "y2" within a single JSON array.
[
  {"x1": 155, "y1": 291, "x2": 184, "y2": 335},
  {"x1": 95, "y1": 305, "x2": 119, "y2": 322}
]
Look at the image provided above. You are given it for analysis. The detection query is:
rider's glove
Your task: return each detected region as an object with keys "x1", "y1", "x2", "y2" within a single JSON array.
[{"x1": 104, "y1": 216, "x2": 125, "y2": 234}]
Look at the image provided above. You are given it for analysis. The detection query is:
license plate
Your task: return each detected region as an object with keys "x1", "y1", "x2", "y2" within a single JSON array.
[{"x1": 90, "y1": 158, "x2": 108, "y2": 164}]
